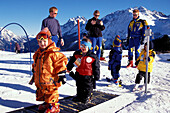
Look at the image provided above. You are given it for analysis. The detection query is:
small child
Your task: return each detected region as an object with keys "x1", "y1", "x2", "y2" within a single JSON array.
[
  {"x1": 29, "y1": 28, "x2": 67, "y2": 113},
  {"x1": 82, "y1": 33, "x2": 88, "y2": 39},
  {"x1": 133, "y1": 41, "x2": 156, "y2": 91},
  {"x1": 67, "y1": 38, "x2": 100, "y2": 104},
  {"x1": 108, "y1": 35, "x2": 122, "y2": 85}
]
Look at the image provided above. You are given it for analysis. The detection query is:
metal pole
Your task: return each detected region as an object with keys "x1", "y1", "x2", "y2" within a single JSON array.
[
  {"x1": 144, "y1": 29, "x2": 152, "y2": 94},
  {"x1": 0, "y1": 23, "x2": 32, "y2": 76},
  {"x1": 77, "y1": 20, "x2": 81, "y2": 49}
]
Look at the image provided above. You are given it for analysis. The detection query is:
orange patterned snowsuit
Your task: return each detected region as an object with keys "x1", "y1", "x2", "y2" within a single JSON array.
[{"x1": 32, "y1": 42, "x2": 67, "y2": 103}]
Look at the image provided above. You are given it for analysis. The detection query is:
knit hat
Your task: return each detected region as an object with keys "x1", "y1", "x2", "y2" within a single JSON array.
[
  {"x1": 36, "y1": 27, "x2": 52, "y2": 45},
  {"x1": 113, "y1": 35, "x2": 121, "y2": 47},
  {"x1": 36, "y1": 27, "x2": 52, "y2": 40}
]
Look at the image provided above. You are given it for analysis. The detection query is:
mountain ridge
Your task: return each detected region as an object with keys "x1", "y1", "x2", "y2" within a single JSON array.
[{"x1": 0, "y1": 6, "x2": 170, "y2": 51}]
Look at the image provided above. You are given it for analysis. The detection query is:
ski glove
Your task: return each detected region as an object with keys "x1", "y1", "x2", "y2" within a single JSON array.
[
  {"x1": 140, "y1": 38, "x2": 144, "y2": 45},
  {"x1": 126, "y1": 37, "x2": 130, "y2": 46},
  {"x1": 135, "y1": 60, "x2": 140, "y2": 66},
  {"x1": 58, "y1": 73, "x2": 66, "y2": 84},
  {"x1": 108, "y1": 66, "x2": 111, "y2": 70},
  {"x1": 69, "y1": 71, "x2": 76, "y2": 80}
]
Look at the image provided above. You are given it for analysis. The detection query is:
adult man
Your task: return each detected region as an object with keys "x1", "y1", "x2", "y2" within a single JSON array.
[
  {"x1": 85, "y1": 10, "x2": 105, "y2": 59},
  {"x1": 41, "y1": 7, "x2": 64, "y2": 47},
  {"x1": 126, "y1": 9, "x2": 149, "y2": 68}
]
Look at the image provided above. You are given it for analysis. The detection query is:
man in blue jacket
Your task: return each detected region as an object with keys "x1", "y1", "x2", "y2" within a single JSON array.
[
  {"x1": 41, "y1": 7, "x2": 64, "y2": 47},
  {"x1": 126, "y1": 9, "x2": 149, "y2": 68}
]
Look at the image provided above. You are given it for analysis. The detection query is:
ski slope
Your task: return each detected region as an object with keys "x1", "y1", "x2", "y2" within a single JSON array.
[{"x1": 0, "y1": 50, "x2": 170, "y2": 113}]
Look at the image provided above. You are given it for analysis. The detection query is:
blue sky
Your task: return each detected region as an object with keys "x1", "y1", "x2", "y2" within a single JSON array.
[{"x1": 0, "y1": 0, "x2": 170, "y2": 36}]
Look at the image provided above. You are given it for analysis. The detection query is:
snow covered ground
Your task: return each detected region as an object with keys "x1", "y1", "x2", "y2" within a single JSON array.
[{"x1": 0, "y1": 50, "x2": 170, "y2": 113}]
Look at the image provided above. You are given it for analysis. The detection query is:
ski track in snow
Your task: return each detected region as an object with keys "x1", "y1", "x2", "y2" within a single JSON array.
[{"x1": 0, "y1": 50, "x2": 170, "y2": 113}]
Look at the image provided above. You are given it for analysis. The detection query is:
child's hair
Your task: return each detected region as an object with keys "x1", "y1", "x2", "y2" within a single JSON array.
[
  {"x1": 82, "y1": 33, "x2": 88, "y2": 38},
  {"x1": 82, "y1": 38, "x2": 91, "y2": 43}
]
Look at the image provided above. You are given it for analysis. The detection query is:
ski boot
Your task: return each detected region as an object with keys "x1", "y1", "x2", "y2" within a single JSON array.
[
  {"x1": 72, "y1": 96, "x2": 81, "y2": 102},
  {"x1": 38, "y1": 102, "x2": 49, "y2": 111},
  {"x1": 81, "y1": 94, "x2": 92, "y2": 105},
  {"x1": 45, "y1": 103, "x2": 60, "y2": 113},
  {"x1": 113, "y1": 79, "x2": 118, "y2": 85},
  {"x1": 118, "y1": 80, "x2": 122, "y2": 87},
  {"x1": 126, "y1": 60, "x2": 133, "y2": 68}
]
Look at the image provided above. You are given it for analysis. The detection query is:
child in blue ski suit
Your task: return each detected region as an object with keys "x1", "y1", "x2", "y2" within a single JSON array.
[{"x1": 108, "y1": 35, "x2": 122, "y2": 85}]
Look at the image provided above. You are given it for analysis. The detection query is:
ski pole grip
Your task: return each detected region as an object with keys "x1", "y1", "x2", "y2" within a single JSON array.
[{"x1": 145, "y1": 29, "x2": 152, "y2": 36}]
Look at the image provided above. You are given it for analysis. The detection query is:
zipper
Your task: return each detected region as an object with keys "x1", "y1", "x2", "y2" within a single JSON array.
[{"x1": 39, "y1": 55, "x2": 43, "y2": 89}]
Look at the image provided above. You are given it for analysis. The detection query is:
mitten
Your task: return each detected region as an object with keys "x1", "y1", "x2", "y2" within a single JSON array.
[
  {"x1": 58, "y1": 74, "x2": 66, "y2": 84},
  {"x1": 135, "y1": 60, "x2": 140, "y2": 66},
  {"x1": 69, "y1": 71, "x2": 76, "y2": 80},
  {"x1": 140, "y1": 38, "x2": 144, "y2": 45},
  {"x1": 108, "y1": 66, "x2": 111, "y2": 70}
]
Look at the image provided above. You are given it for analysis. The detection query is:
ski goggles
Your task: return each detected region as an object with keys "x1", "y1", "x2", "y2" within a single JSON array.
[
  {"x1": 80, "y1": 45, "x2": 88, "y2": 49},
  {"x1": 37, "y1": 34, "x2": 49, "y2": 41},
  {"x1": 81, "y1": 41, "x2": 91, "y2": 49}
]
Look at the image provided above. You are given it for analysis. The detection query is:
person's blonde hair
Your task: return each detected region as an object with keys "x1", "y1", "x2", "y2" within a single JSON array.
[
  {"x1": 133, "y1": 9, "x2": 139, "y2": 13},
  {"x1": 49, "y1": 7, "x2": 58, "y2": 13}
]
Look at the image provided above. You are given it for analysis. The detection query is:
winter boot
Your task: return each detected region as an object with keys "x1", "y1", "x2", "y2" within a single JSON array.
[
  {"x1": 133, "y1": 84, "x2": 140, "y2": 91},
  {"x1": 113, "y1": 79, "x2": 118, "y2": 85},
  {"x1": 72, "y1": 96, "x2": 81, "y2": 102},
  {"x1": 45, "y1": 103, "x2": 60, "y2": 113},
  {"x1": 147, "y1": 84, "x2": 152, "y2": 90},
  {"x1": 126, "y1": 60, "x2": 133, "y2": 68},
  {"x1": 81, "y1": 93, "x2": 93, "y2": 105},
  {"x1": 38, "y1": 102, "x2": 49, "y2": 111}
]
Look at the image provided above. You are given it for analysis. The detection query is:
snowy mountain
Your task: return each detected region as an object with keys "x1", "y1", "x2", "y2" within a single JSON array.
[
  {"x1": 0, "y1": 28, "x2": 27, "y2": 51},
  {"x1": 60, "y1": 6, "x2": 170, "y2": 50},
  {"x1": 61, "y1": 16, "x2": 87, "y2": 35},
  {"x1": 0, "y1": 27, "x2": 36, "y2": 51},
  {"x1": 2, "y1": 6, "x2": 170, "y2": 51}
]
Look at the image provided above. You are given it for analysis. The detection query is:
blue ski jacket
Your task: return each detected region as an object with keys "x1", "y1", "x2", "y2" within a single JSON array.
[{"x1": 108, "y1": 47, "x2": 122, "y2": 70}]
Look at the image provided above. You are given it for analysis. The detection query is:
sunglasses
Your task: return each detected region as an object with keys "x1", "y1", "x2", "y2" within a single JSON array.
[
  {"x1": 95, "y1": 14, "x2": 100, "y2": 17},
  {"x1": 133, "y1": 13, "x2": 138, "y2": 16},
  {"x1": 53, "y1": 13, "x2": 58, "y2": 15}
]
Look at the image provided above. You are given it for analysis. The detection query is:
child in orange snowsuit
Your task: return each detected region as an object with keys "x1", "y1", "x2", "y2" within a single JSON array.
[{"x1": 29, "y1": 28, "x2": 67, "y2": 113}]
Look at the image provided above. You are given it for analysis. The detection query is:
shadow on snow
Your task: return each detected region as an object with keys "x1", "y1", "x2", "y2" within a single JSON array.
[
  {"x1": 0, "y1": 68, "x2": 30, "y2": 75},
  {"x1": 0, "y1": 97, "x2": 34, "y2": 108},
  {"x1": 0, "y1": 60, "x2": 31, "y2": 65},
  {"x1": 0, "y1": 82, "x2": 35, "y2": 93}
]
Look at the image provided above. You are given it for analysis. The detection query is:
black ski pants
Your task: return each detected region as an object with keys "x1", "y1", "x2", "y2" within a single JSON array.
[{"x1": 135, "y1": 71, "x2": 150, "y2": 84}]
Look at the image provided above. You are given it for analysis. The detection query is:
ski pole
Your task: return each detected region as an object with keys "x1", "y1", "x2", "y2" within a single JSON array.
[{"x1": 145, "y1": 29, "x2": 152, "y2": 94}]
